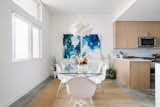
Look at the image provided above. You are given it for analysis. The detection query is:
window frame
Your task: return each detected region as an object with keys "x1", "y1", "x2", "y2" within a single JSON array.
[
  {"x1": 12, "y1": 13, "x2": 31, "y2": 62},
  {"x1": 31, "y1": 25, "x2": 42, "y2": 59},
  {"x1": 11, "y1": 0, "x2": 43, "y2": 22},
  {"x1": 12, "y1": 13, "x2": 42, "y2": 62}
]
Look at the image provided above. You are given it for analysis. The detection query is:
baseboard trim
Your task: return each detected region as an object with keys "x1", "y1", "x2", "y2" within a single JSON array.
[{"x1": 9, "y1": 77, "x2": 51, "y2": 107}]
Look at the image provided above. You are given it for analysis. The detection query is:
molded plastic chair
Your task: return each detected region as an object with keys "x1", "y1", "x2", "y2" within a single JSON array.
[
  {"x1": 66, "y1": 77, "x2": 96, "y2": 106},
  {"x1": 56, "y1": 64, "x2": 72, "y2": 96},
  {"x1": 89, "y1": 64, "x2": 108, "y2": 84}
]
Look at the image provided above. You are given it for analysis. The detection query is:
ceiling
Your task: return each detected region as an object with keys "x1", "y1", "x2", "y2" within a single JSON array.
[
  {"x1": 118, "y1": 0, "x2": 160, "y2": 21},
  {"x1": 41, "y1": 0, "x2": 135, "y2": 15},
  {"x1": 41, "y1": 0, "x2": 160, "y2": 21}
]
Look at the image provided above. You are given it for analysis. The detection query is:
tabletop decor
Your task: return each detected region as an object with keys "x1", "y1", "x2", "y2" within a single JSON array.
[{"x1": 76, "y1": 56, "x2": 88, "y2": 65}]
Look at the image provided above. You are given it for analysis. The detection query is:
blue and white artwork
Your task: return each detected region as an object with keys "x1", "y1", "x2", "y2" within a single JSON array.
[
  {"x1": 82, "y1": 34, "x2": 101, "y2": 57},
  {"x1": 63, "y1": 34, "x2": 100, "y2": 59},
  {"x1": 63, "y1": 34, "x2": 81, "y2": 58}
]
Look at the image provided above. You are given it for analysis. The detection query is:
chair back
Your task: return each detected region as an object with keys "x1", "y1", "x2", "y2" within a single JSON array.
[
  {"x1": 56, "y1": 64, "x2": 62, "y2": 73},
  {"x1": 66, "y1": 77, "x2": 96, "y2": 98},
  {"x1": 97, "y1": 62, "x2": 104, "y2": 73},
  {"x1": 60, "y1": 59, "x2": 71, "y2": 70},
  {"x1": 102, "y1": 64, "x2": 108, "y2": 74},
  {"x1": 101, "y1": 64, "x2": 108, "y2": 81}
]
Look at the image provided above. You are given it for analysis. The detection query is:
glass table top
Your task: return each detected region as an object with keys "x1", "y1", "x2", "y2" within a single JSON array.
[{"x1": 59, "y1": 63, "x2": 101, "y2": 76}]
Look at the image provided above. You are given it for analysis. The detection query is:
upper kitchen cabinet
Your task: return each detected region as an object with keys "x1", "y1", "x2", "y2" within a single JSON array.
[{"x1": 113, "y1": 21, "x2": 160, "y2": 48}]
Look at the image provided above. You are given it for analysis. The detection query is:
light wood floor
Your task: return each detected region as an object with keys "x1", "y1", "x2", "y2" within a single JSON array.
[{"x1": 26, "y1": 79, "x2": 140, "y2": 107}]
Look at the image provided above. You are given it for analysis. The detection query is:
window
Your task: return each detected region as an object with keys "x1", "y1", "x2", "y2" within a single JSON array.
[
  {"x1": 32, "y1": 27, "x2": 40, "y2": 58},
  {"x1": 12, "y1": 0, "x2": 42, "y2": 21},
  {"x1": 12, "y1": 14, "x2": 41, "y2": 61},
  {"x1": 12, "y1": 15, "x2": 30, "y2": 60}
]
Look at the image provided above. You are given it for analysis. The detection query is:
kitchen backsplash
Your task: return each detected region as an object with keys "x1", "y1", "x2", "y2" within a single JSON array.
[{"x1": 113, "y1": 48, "x2": 160, "y2": 57}]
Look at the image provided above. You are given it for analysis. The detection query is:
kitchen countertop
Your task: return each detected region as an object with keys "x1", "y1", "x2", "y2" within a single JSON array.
[{"x1": 115, "y1": 58, "x2": 152, "y2": 62}]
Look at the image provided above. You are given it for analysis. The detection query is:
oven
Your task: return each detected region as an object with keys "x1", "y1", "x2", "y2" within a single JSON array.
[{"x1": 138, "y1": 37, "x2": 157, "y2": 48}]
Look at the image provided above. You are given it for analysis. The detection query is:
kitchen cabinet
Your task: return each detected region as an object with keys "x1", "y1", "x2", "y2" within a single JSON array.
[
  {"x1": 114, "y1": 58, "x2": 151, "y2": 89},
  {"x1": 113, "y1": 21, "x2": 160, "y2": 48}
]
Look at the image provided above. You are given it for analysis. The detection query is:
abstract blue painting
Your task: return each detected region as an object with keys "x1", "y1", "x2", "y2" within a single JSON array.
[
  {"x1": 63, "y1": 34, "x2": 100, "y2": 59},
  {"x1": 82, "y1": 34, "x2": 100, "y2": 57},
  {"x1": 63, "y1": 34, "x2": 81, "y2": 58}
]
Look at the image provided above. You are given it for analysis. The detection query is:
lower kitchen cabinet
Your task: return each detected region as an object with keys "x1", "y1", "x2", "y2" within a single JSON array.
[{"x1": 114, "y1": 58, "x2": 151, "y2": 89}]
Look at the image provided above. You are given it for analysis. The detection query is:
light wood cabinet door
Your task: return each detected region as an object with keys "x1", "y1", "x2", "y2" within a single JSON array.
[
  {"x1": 114, "y1": 22, "x2": 138, "y2": 48},
  {"x1": 114, "y1": 60, "x2": 130, "y2": 86},
  {"x1": 130, "y1": 61, "x2": 150, "y2": 89},
  {"x1": 114, "y1": 59, "x2": 151, "y2": 89},
  {"x1": 114, "y1": 22, "x2": 128, "y2": 48}
]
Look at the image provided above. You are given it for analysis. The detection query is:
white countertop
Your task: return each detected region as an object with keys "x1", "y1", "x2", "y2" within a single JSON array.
[{"x1": 115, "y1": 58, "x2": 152, "y2": 62}]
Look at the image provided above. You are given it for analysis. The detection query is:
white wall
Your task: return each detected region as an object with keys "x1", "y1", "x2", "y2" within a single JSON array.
[
  {"x1": 0, "y1": 0, "x2": 52, "y2": 107},
  {"x1": 155, "y1": 63, "x2": 160, "y2": 107},
  {"x1": 51, "y1": 13, "x2": 113, "y2": 62}
]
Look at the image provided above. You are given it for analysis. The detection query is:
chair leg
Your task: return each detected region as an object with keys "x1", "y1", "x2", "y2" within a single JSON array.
[
  {"x1": 90, "y1": 98, "x2": 94, "y2": 105},
  {"x1": 69, "y1": 96, "x2": 73, "y2": 105},
  {"x1": 56, "y1": 82, "x2": 63, "y2": 97},
  {"x1": 84, "y1": 98, "x2": 94, "y2": 107},
  {"x1": 69, "y1": 97, "x2": 78, "y2": 107},
  {"x1": 97, "y1": 84, "x2": 103, "y2": 92}
]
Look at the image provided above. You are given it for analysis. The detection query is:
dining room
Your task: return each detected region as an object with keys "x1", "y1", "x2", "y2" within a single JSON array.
[{"x1": 0, "y1": 0, "x2": 157, "y2": 107}]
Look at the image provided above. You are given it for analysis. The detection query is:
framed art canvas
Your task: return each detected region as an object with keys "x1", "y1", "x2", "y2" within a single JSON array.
[
  {"x1": 82, "y1": 34, "x2": 101, "y2": 57},
  {"x1": 63, "y1": 34, "x2": 81, "y2": 58}
]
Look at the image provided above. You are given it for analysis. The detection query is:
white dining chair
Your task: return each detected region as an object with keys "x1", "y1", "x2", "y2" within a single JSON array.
[
  {"x1": 99, "y1": 64, "x2": 108, "y2": 82},
  {"x1": 89, "y1": 63, "x2": 108, "y2": 84},
  {"x1": 60, "y1": 59, "x2": 74, "y2": 68},
  {"x1": 97, "y1": 62, "x2": 104, "y2": 73},
  {"x1": 56, "y1": 64, "x2": 72, "y2": 96},
  {"x1": 66, "y1": 77, "x2": 96, "y2": 107}
]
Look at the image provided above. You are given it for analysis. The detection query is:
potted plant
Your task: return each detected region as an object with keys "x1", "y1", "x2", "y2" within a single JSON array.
[
  {"x1": 106, "y1": 67, "x2": 116, "y2": 79},
  {"x1": 49, "y1": 56, "x2": 57, "y2": 79},
  {"x1": 104, "y1": 54, "x2": 116, "y2": 79}
]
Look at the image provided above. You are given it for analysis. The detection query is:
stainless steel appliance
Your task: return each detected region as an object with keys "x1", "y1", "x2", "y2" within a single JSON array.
[{"x1": 138, "y1": 37, "x2": 157, "y2": 47}]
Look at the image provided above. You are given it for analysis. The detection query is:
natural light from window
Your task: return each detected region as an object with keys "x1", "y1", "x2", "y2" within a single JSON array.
[
  {"x1": 13, "y1": 15, "x2": 29, "y2": 60},
  {"x1": 12, "y1": 14, "x2": 41, "y2": 61},
  {"x1": 32, "y1": 27, "x2": 40, "y2": 58}
]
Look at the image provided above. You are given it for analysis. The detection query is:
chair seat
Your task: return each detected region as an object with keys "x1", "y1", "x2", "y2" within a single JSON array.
[{"x1": 89, "y1": 76, "x2": 103, "y2": 84}]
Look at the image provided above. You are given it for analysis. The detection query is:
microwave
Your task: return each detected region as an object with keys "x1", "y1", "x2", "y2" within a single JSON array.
[{"x1": 138, "y1": 37, "x2": 157, "y2": 48}]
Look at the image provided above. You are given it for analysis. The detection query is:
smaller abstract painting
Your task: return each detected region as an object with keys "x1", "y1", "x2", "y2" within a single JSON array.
[
  {"x1": 82, "y1": 34, "x2": 101, "y2": 57},
  {"x1": 63, "y1": 34, "x2": 81, "y2": 58}
]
